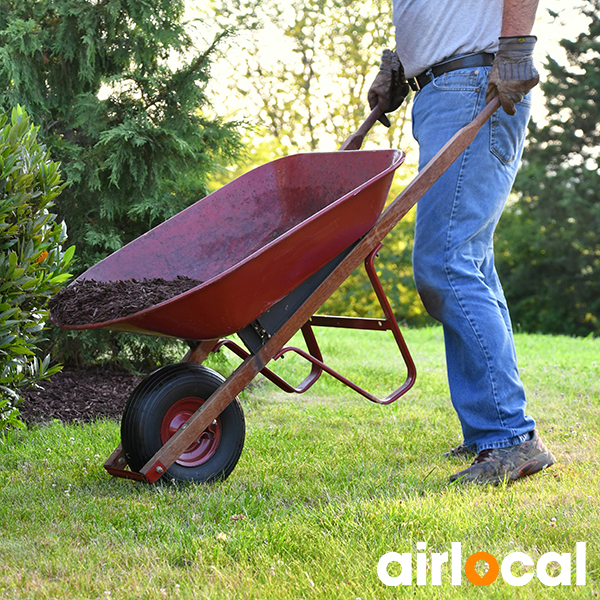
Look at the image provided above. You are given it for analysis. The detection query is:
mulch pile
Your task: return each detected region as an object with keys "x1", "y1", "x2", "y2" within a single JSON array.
[
  {"x1": 49, "y1": 276, "x2": 202, "y2": 326},
  {"x1": 19, "y1": 364, "x2": 142, "y2": 425}
]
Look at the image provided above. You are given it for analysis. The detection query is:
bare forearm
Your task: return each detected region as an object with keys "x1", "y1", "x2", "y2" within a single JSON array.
[{"x1": 501, "y1": 0, "x2": 540, "y2": 36}]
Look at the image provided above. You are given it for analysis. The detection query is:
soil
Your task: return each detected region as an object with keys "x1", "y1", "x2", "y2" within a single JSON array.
[
  {"x1": 20, "y1": 364, "x2": 143, "y2": 425},
  {"x1": 49, "y1": 276, "x2": 202, "y2": 326}
]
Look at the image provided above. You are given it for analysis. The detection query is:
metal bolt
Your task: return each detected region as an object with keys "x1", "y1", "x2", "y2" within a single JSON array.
[
  {"x1": 117, "y1": 457, "x2": 126, "y2": 465},
  {"x1": 212, "y1": 420, "x2": 217, "y2": 425},
  {"x1": 181, "y1": 424, "x2": 188, "y2": 430},
  {"x1": 155, "y1": 466, "x2": 164, "y2": 474}
]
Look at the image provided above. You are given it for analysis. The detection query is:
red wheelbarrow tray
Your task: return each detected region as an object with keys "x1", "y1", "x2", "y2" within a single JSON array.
[{"x1": 54, "y1": 149, "x2": 405, "y2": 340}]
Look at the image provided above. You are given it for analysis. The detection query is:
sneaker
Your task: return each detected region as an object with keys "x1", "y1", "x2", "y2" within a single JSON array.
[
  {"x1": 449, "y1": 430, "x2": 555, "y2": 485},
  {"x1": 443, "y1": 443, "x2": 476, "y2": 459}
]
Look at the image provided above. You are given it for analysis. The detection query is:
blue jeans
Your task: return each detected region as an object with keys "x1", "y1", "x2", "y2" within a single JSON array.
[{"x1": 411, "y1": 66, "x2": 536, "y2": 452}]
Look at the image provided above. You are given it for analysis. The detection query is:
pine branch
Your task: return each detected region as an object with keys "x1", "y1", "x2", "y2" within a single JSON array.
[{"x1": 141, "y1": 28, "x2": 233, "y2": 114}]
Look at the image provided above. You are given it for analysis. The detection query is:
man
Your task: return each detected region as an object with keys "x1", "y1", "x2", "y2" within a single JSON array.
[{"x1": 368, "y1": 0, "x2": 555, "y2": 484}]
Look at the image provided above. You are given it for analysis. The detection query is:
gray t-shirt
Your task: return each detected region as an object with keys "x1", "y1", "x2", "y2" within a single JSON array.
[{"x1": 393, "y1": 0, "x2": 503, "y2": 78}]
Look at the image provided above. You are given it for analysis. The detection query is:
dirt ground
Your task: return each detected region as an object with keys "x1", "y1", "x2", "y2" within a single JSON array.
[{"x1": 20, "y1": 364, "x2": 143, "y2": 425}]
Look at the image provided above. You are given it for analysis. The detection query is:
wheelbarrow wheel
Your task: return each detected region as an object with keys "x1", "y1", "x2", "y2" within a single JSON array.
[{"x1": 120, "y1": 363, "x2": 245, "y2": 483}]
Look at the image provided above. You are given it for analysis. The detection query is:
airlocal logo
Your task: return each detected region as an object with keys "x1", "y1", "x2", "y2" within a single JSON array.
[{"x1": 378, "y1": 542, "x2": 586, "y2": 587}]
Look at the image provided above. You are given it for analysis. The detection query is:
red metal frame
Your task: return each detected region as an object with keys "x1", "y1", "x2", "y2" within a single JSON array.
[
  {"x1": 102, "y1": 99, "x2": 501, "y2": 483},
  {"x1": 103, "y1": 244, "x2": 415, "y2": 481},
  {"x1": 104, "y1": 445, "x2": 146, "y2": 481},
  {"x1": 212, "y1": 244, "x2": 415, "y2": 404}
]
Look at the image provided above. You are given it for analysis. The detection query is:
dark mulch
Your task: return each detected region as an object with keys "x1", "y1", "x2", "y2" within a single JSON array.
[
  {"x1": 49, "y1": 276, "x2": 202, "y2": 326},
  {"x1": 20, "y1": 364, "x2": 143, "y2": 425}
]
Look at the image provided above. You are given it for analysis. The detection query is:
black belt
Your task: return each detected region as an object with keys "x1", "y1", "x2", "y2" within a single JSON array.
[{"x1": 407, "y1": 52, "x2": 495, "y2": 92}]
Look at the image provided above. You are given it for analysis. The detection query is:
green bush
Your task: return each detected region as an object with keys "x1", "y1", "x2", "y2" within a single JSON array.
[{"x1": 0, "y1": 106, "x2": 74, "y2": 429}]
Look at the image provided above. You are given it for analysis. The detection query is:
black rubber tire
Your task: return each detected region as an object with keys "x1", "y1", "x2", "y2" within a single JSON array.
[{"x1": 121, "y1": 363, "x2": 245, "y2": 483}]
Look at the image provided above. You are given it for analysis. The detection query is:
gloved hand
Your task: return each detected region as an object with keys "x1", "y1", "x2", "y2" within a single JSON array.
[
  {"x1": 486, "y1": 35, "x2": 539, "y2": 116},
  {"x1": 368, "y1": 49, "x2": 410, "y2": 127}
]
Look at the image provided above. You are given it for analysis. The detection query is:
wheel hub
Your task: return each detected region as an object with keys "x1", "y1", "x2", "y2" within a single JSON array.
[{"x1": 160, "y1": 397, "x2": 222, "y2": 467}]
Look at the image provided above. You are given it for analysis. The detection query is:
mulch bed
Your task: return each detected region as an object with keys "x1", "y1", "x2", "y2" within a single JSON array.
[
  {"x1": 49, "y1": 276, "x2": 202, "y2": 326},
  {"x1": 19, "y1": 364, "x2": 143, "y2": 425},
  {"x1": 35, "y1": 276, "x2": 201, "y2": 425}
]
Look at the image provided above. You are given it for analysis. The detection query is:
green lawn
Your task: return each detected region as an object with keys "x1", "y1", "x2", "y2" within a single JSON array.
[{"x1": 0, "y1": 327, "x2": 598, "y2": 599}]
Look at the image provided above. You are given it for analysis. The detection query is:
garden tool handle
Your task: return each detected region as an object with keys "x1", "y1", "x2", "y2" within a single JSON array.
[
  {"x1": 339, "y1": 96, "x2": 502, "y2": 152},
  {"x1": 338, "y1": 106, "x2": 383, "y2": 151}
]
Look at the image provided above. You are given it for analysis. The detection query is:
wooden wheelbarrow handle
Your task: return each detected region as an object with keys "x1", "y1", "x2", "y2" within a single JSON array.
[
  {"x1": 338, "y1": 106, "x2": 384, "y2": 151},
  {"x1": 133, "y1": 97, "x2": 501, "y2": 483},
  {"x1": 339, "y1": 97, "x2": 501, "y2": 151}
]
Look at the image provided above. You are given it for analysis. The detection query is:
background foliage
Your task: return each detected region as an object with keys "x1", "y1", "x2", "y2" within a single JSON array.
[
  {"x1": 497, "y1": 0, "x2": 600, "y2": 336},
  {"x1": 1, "y1": 0, "x2": 597, "y2": 385},
  {"x1": 0, "y1": 106, "x2": 73, "y2": 428},
  {"x1": 208, "y1": 0, "x2": 412, "y2": 154},
  {"x1": 207, "y1": 0, "x2": 599, "y2": 335},
  {"x1": 0, "y1": 0, "x2": 243, "y2": 270}
]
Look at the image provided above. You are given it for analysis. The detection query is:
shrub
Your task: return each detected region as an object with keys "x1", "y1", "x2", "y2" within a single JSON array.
[{"x1": 0, "y1": 106, "x2": 74, "y2": 429}]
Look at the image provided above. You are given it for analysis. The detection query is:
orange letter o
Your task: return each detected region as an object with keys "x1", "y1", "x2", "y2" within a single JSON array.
[{"x1": 464, "y1": 552, "x2": 499, "y2": 586}]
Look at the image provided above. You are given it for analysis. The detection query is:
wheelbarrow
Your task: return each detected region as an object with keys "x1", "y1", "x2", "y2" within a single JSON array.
[{"x1": 51, "y1": 99, "x2": 500, "y2": 484}]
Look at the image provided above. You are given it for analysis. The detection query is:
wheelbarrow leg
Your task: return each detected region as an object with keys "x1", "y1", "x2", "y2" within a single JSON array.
[
  {"x1": 104, "y1": 444, "x2": 146, "y2": 481},
  {"x1": 182, "y1": 339, "x2": 219, "y2": 365}
]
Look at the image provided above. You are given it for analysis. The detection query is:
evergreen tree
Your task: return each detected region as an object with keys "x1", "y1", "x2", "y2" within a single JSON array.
[
  {"x1": 0, "y1": 0, "x2": 243, "y2": 367},
  {"x1": 0, "y1": 0, "x2": 242, "y2": 271},
  {"x1": 496, "y1": 1, "x2": 600, "y2": 336}
]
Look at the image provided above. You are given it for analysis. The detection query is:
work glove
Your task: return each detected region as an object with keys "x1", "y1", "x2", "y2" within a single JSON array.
[
  {"x1": 368, "y1": 49, "x2": 410, "y2": 127},
  {"x1": 486, "y1": 35, "x2": 539, "y2": 115}
]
